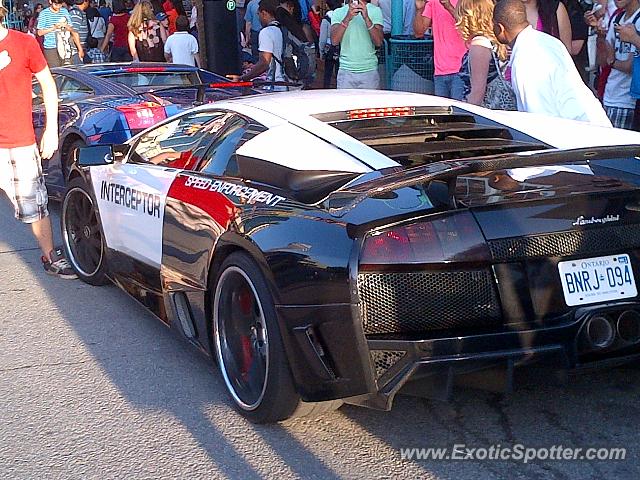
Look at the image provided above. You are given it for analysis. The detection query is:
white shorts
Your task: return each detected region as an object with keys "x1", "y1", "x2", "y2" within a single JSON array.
[
  {"x1": 0, "y1": 144, "x2": 49, "y2": 224},
  {"x1": 337, "y1": 68, "x2": 381, "y2": 90}
]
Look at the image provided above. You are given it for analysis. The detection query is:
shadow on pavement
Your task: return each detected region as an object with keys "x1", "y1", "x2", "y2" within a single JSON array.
[{"x1": 1, "y1": 197, "x2": 639, "y2": 479}]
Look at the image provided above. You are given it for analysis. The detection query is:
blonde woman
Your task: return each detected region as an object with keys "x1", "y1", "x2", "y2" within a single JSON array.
[
  {"x1": 456, "y1": 0, "x2": 508, "y2": 105},
  {"x1": 127, "y1": 0, "x2": 167, "y2": 62}
]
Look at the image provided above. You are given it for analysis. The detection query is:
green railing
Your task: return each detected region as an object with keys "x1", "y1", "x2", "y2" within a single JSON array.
[{"x1": 383, "y1": 36, "x2": 434, "y2": 94}]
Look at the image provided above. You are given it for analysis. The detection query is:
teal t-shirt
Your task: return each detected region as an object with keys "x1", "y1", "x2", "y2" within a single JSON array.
[{"x1": 331, "y1": 4, "x2": 383, "y2": 73}]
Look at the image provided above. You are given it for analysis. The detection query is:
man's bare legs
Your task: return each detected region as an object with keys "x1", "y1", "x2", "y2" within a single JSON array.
[
  {"x1": 31, "y1": 216, "x2": 55, "y2": 261},
  {"x1": 32, "y1": 216, "x2": 76, "y2": 278}
]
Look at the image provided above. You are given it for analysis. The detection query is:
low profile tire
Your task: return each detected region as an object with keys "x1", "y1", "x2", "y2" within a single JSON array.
[
  {"x1": 212, "y1": 252, "x2": 342, "y2": 423},
  {"x1": 61, "y1": 177, "x2": 109, "y2": 286}
]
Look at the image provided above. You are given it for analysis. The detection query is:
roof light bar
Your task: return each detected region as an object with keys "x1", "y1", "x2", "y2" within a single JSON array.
[
  {"x1": 125, "y1": 67, "x2": 168, "y2": 73},
  {"x1": 209, "y1": 81, "x2": 254, "y2": 88},
  {"x1": 347, "y1": 106, "x2": 415, "y2": 120}
]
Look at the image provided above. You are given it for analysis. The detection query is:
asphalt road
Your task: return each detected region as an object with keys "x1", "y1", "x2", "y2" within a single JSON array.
[{"x1": 1, "y1": 194, "x2": 639, "y2": 480}]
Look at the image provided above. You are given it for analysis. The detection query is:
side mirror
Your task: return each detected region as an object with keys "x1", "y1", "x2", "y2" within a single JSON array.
[{"x1": 78, "y1": 145, "x2": 114, "y2": 167}]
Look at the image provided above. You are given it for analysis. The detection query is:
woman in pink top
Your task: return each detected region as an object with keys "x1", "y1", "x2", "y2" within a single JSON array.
[{"x1": 414, "y1": 0, "x2": 468, "y2": 100}]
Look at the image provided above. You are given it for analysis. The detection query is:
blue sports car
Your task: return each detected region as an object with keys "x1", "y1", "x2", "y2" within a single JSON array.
[{"x1": 33, "y1": 63, "x2": 255, "y2": 199}]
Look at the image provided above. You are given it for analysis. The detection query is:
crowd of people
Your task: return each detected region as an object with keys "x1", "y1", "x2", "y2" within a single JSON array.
[
  {"x1": 236, "y1": 0, "x2": 640, "y2": 130},
  {"x1": 19, "y1": 0, "x2": 199, "y2": 66},
  {"x1": 6, "y1": 0, "x2": 640, "y2": 129}
]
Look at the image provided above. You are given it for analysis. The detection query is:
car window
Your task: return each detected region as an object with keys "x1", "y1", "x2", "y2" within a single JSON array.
[
  {"x1": 57, "y1": 76, "x2": 94, "y2": 101},
  {"x1": 54, "y1": 74, "x2": 65, "y2": 90},
  {"x1": 198, "y1": 117, "x2": 250, "y2": 177},
  {"x1": 129, "y1": 110, "x2": 231, "y2": 169},
  {"x1": 33, "y1": 74, "x2": 65, "y2": 106},
  {"x1": 32, "y1": 79, "x2": 43, "y2": 106}
]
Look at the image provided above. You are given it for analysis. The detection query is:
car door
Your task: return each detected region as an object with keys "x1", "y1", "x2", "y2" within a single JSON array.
[
  {"x1": 158, "y1": 113, "x2": 268, "y2": 307},
  {"x1": 31, "y1": 76, "x2": 61, "y2": 182},
  {"x1": 197, "y1": 116, "x2": 253, "y2": 177},
  {"x1": 90, "y1": 109, "x2": 231, "y2": 270}
]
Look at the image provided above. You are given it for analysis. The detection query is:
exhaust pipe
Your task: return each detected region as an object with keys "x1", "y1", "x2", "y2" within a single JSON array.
[
  {"x1": 616, "y1": 310, "x2": 640, "y2": 343},
  {"x1": 584, "y1": 315, "x2": 615, "y2": 350}
]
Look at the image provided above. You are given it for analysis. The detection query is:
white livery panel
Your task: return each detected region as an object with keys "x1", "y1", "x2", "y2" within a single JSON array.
[{"x1": 91, "y1": 164, "x2": 179, "y2": 268}]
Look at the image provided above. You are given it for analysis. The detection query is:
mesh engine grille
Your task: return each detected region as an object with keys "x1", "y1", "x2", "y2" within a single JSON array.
[
  {"x1": 488, "y1": 225, "x2": 640, "y2": 261},
  {"x1": 358, "y1": 270, "x2": 501, "y2": 335},
  {"x1": 370, "y1": 350, "x2": 406, "y2": 380}
]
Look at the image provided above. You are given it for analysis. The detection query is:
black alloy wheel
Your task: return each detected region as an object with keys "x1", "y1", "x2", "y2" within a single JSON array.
[
  {"x1": 212, "y1": 252, "x2": 343, "y2": 423},
  {"x1": 213, "y1": 252, "x2": 299, "y2": 422},
  {"x1": 61, "y1": 177, "x2": 109, "y2": 285},
  {"x1": 214, "y1": 260, "x2": 273, "y2": 412}
]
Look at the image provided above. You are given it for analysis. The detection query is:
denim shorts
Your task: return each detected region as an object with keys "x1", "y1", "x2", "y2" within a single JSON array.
[
  {"x1": 0, "y1": 144, "x2": 49, "y2": 223},
  {"x1": 433, "y1": 73, "x2": 465, "y2": 101}
]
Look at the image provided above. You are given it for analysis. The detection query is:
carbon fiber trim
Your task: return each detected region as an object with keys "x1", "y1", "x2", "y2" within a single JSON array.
[
  {"x1": 357, "y1": 270, "x2": 502, "y2": 335},
  {"x1": 488, "y1": 225, "x2": 640, "y2": 261}
]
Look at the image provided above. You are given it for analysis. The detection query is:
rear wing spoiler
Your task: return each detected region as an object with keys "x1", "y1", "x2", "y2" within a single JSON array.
[{"x1": 328, "y1": 145, "x2": 640, "y2": 216}]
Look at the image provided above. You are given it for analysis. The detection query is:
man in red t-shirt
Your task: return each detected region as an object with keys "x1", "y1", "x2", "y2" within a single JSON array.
[{"x1": 0, "y1": 3, "x2": 76, "y2": 279}]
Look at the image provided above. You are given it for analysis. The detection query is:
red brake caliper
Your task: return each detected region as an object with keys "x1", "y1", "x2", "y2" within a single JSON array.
[
  {"x1": 238, "y1": 289, "x2": 254, "y2": 380},
  {"x1": 240, "y1": 336, "x2": 253, "y2": 381}
]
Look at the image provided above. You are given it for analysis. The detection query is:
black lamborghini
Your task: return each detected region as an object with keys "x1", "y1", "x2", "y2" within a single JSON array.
[{"x1": 60, "y1": 90, "x2": 640, "y2": 423}]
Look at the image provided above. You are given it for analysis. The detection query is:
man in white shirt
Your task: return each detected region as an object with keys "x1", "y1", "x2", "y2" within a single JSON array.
[
  {"x1": 229, "y1": 0, "x2": 287, "y2": 91},
  {"x1": 376, "y1": 0, "x2": 415, "y2": 36},
  {"x1": 493, "y1": 0, "x2": 611, "y2": 127},
  {"x1": 164, "y1": 16, "x2": 200, "y2": 66}
]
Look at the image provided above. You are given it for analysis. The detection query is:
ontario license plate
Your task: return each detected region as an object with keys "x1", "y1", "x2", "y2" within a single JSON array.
[{"x1": 558, "y1": 254, "x2": 637, "y2": 306}]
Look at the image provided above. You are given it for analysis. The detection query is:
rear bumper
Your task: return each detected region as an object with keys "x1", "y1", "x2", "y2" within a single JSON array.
[
  {"x1": 278, "y1": 302, "x2": 640, "y2": 409},
  {"x1": 350, "y1": 301, "x2": 640, "y2": 410}
]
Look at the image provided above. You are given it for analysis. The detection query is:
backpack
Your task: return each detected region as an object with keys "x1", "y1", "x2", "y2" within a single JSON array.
[
  {"x1": 275, "y1": 25, "x2": 316, "y2": 85},
  {"x1": 86, "y1": 15, "x2": 105, "y2": 49},
  {"x1": 322, "y1": 13, "x2": 339, "y2": 60},
  {"x1": 55, "y1": 28, "x2": 73, "y2": 63}
]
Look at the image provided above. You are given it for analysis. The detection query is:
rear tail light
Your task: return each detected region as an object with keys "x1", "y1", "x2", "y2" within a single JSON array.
[
  {"x1": 360, "y1": 211, "x2": 490, "y2": 267},
  {"x1": 347, "y1": 106, "x2": 415, "y2": 120},
  {"x1": 116, "y1": 102, "x2": 167, "y2": 130}
]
